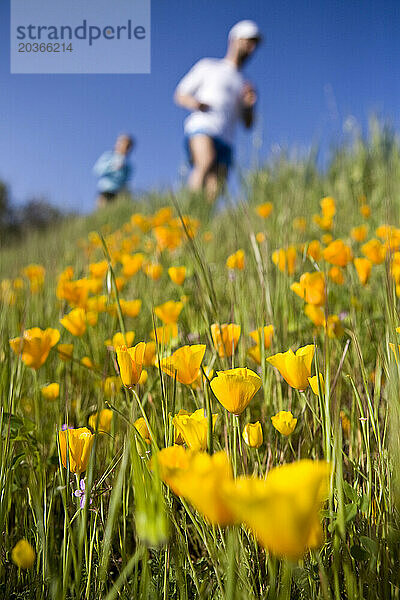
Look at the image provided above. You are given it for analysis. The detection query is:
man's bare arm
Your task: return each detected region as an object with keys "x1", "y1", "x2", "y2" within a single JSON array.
[
  {"x1": 241, "y1": 82, "x2": 257, "y2": 129},
  {"x1": 174, "y1": 91, "x2": 209, "y2": 112}
]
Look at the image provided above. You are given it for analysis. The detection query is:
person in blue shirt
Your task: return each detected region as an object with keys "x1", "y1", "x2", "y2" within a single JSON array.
[{"x1": 93, "y1": 134, "x2": 134, "y2": 208}]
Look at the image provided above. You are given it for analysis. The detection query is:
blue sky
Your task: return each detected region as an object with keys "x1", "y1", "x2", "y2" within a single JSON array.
[{"x1": 1, "y1": 0, "x2": 399, "y2": 213}]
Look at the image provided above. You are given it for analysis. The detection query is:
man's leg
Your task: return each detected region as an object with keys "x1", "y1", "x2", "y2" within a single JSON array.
[
  {"x1": 205, "y1": 163, "x2": 228, "y2": 203},
  {"x1": 188, "y1": 135, "x2": 216, "y2": 192},
  {"x1": 97, "y1": 194, "x2": 107, "y2": 209},
  {"x1": 97, "y1": 192, "x2": 116, "y2": 209}
]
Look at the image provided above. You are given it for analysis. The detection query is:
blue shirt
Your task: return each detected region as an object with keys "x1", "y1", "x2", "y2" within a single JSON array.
[{"x1": 93, "y1": 151, "x2": 132, "y2": 193}]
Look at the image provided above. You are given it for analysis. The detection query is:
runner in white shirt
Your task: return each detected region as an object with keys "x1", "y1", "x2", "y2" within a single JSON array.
[{"x1": 174, "y1": 20, "x2": 262, "y2": 201}]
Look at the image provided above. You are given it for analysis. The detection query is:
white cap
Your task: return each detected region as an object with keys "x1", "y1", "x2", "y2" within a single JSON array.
[{"x1": 228, "y1": 20, "x2": 262, "y2": 42}]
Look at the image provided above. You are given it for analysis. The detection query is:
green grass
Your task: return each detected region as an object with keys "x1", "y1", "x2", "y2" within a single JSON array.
[{"x1": 2, "y1": 121, "x2": 400, "y2": 599}]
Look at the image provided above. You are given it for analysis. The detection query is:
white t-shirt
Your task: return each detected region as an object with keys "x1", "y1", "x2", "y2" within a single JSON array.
[{"x1": 175, "y1": 58, "x2": 246, "y2": 146}]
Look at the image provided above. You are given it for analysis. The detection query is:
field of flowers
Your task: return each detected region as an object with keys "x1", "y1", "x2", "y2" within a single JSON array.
[{"x1": 2, "y1": 127, "x2": 400, "y2": 599}]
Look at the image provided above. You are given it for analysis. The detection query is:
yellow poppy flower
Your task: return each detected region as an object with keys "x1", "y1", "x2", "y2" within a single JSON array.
[
  {"x1": 81, "y1": 356, "x2": 95, "y2": 369},
  {"x1": 376, "y1": 224, "x2": 392, "y2": 240},
  {"x1": 242, "y1": 422, "x2": 263, "y2": 448},
  {"x1": 88, "y1": 231, "x2": 101, "y2": 246},
  {"x1": 256, "y1": 202, "x2": 273, "y2": 218},
  {"x1": 171, "y1": 409, "x2": 189, "y2": 444},
  {"x1": 119, "y1": 299, "x2": 142, "y2": 318},
  {"x1": 142, "y1": 341, "x2": 157, "y2": 366},
  {"x1": 102, "y1": 376, "x2": 121, "y2": 397},
  {"x1": 313, "y1": 214, "x2": 333, "y2": 231},
  {"x1": 160, "y1": 344, "x2": 206, "y2": 385},
  {"x1": 360, "y1": 204, "x2": 371, "y2": 218},
  {"x1": 210, "y1": 323, "x2": 241, "y2": 358},
  {"x1": 89, "y1": 260, "x2": 108, "y2": 279},
  {"x1": 267, "y1": 345, "x2": 314, "y2": 390},
  {"x1": 321, "y1": 233, "x2": 333, "y2": 245},
  {"x1": 174, "y1": 215, "x2": 199, "y2": 239},
  {"x1": 286, "y1": 246, "x2": 297, "y2": 275},
  {"x1": 155, "y1": 300, "x2": 183, "y2": 324},
  {"x1": 223, "y1": 460, "x2": 331, "y2": 560},
  {"x1": 157, "y1": 447, "x2": 235, "y2": 525},
  {"x1": 114, "y1": 276, "x2": 126, "y2": 292},
  {"x1": 210, "y1": 367, "x2": 261, "y2": 415},
  {"x1": 60, "y1": 308, "x2": 87, "y2": 337},
  {"x1": 86, "y1": 279, "x2": 102, "y2": 297},
  {"x1": 308, "y1": 373, "x2": 325, "y2": 396},
  {"x1": 143, "y1": 263, "x2": 163, "y2": 280},
  {"x1": 153, "y1": 225, "x2": 182, "y2": 252},
  {"x1": 131, "y1": 213, "x2": 151, "y2": 232},
  {"x1": 105, "y1": 331, "x2": 135, "y2": 349},
  {"x1": 226, "y1": 249, "x2": 245, "y2": 270},
  {"x1": 256, "y1": 232, "x2": 265, "y2": 243},
  {"x1": 249, "y1": 325, "x2": 274, "y2": 348},
  {"x1": 56, "y1": 278, "x2": 90, "y2": 308},
  {"x1": 22, "y1": 264, "x2": 45, "y2": 292},
  {"x1": 307, "y1": 240, "x2": 322, "y2": 261},
  {"x1": 138, "y1": 369, "x2": 148, "y2": 385},
  {"x1": 86, "y1": 310, "x2": 98, "y2": 327},
  {"x1": 323, "y1": 239, "x2": 353, "y2": 267},
  {"x1": 328, "y1": 266, "x2": 344, "y2": 285},
  {"x1": 291, "y1": 272, "x2": 326, "y2": 306},
  {"x1": 88, "y1": 408, "x2": 113, "y2": 433},
  {"x1": 391, "y1": 252, "x2": 400, "y2": 284},
  {"x1": 0, "y1": 280, "x2": 16, "y2": 306},
  {"x1": 271, "y1": 410, "x2": 297, "y2": 435},
  {"x1": 11, "y1": 539, "x2": 36, "y2": 569},
  {"x1": 86, "y1": 295, "x2": 108, "y2": 313},
  {"x1": 384, "y1": 231, "x2": 400, "y2": 253},
  {"x1": 325, "y1": 315, "x2": 344, "y2": 339},
  {"x1": 58, "y1": 427, "x2": 94, "y2": 474},
  {"x1": 168, "y1": 266, "x2": 187, "y2": 286},
  {"x1": 304, "y1": 304, "x2": 325, "y2": 327},
  {"x1": 9, "y1": 327, "x2": 60, "y2": 370},
  {"x1": 320, "y1": 196, "x2": 336, "y2": 218},
  {"x1": 22, "y1": 263, "x2": 45, "y2": 283},
  {"x1": 156, "y1": 445, "x2": 193, "y2": 497},
  {"x1": 134, "y1": 416, "x2": 151, "y2": 444},
  {"x1": 354, "y1": 257, "x2": 372, "y2": 285},
  {"x1": 58, "y1": 266, "x2": 74, "y2": 282},
  {"x1": 376, "y1": 225, "x2": 400, "y2": 251},
  {"x1": 172, "y1": 408, "x2": 217, "y2": 451},
  {"x1": 13, "y1": 277, "x2": 24, "y2": 290},
  {"x1": 272, "y1": 246, "x2": 297, "y2": 274},
  {"x1": 361, "y1": 238, "x2": 385, "y2": 265},
  {"x1": 351, "y1": 225, "x2": 368, "y2": 243},
  {"x1": 247, "y1": 345, "x2": 262, "y2": 365},
  {"x1": 121, "y1": 253, "x2": 144, "y2": 277},
  {"x1": 247, "y1": 326, "x2": 274, "y2": 365},
  {"x1": 340, "y1": 410, "x2": 351, "y2": 435},
  {"x1": 41, "y1": 382, "x2": 60, "y2": 400},
  {"x1": 116, "y1": 342, "x2": 146, "y2": 387},
  {"x1": 151, "y1": 323, "x2": 178, "y2": 345}
]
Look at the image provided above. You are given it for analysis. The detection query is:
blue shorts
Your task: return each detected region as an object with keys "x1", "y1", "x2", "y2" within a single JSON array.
[{"x1": 184, "y1": 132, "x2": 233, "y2": 169}]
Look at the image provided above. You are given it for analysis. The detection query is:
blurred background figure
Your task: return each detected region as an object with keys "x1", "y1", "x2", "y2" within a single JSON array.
[
  {"x1": 93, "y1": 134, "x2": 134, "y2": 208},
  {"x1": 174, "y1": 20, "x2": 261, "y2": 202}
]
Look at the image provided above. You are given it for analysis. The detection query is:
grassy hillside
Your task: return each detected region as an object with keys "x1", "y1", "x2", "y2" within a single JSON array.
[{"x1": 2, "y1": 122, "x2": 400, "y2": 599}]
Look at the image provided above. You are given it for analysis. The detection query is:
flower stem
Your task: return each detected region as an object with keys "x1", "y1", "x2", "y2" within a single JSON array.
[{"x1": 232, "y1": 414, "x2": 238, "y2": 478}]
